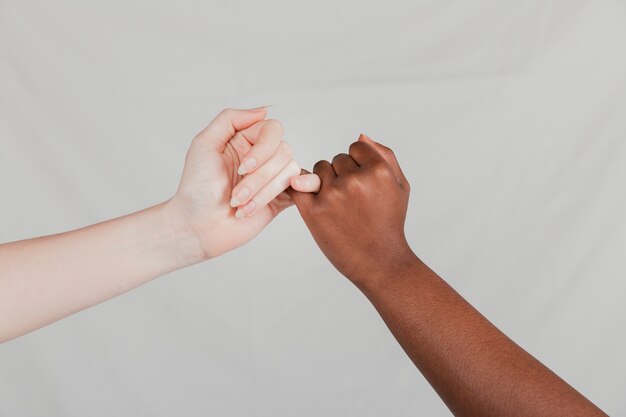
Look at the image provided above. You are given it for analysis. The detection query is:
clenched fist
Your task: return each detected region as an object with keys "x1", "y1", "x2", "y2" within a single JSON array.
[{"x1": 288, "y1": 134, "x2": 416, "y2": 288}]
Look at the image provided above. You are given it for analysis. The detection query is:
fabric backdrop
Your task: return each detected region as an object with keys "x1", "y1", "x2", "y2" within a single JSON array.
[{"x1": 1, "y1": 1, "x2": 625, "y2": 415}]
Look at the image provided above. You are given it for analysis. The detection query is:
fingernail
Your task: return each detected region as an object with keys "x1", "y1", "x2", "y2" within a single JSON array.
[
  {"x1": 238, "y1": 157, "x2": 257, "y2": 175},
  {"x1": 250, "y1": 105, "x2": 272, "y2": 112},
  {"x1": 230, "y1": 187, "x2": 250, "y2": 207},
  {"x1": 235, "y1": 209, "x2": 245, "y2": 219},
  {"x1": 293, "y1": 177, "x2": 302, "y2": 187}
]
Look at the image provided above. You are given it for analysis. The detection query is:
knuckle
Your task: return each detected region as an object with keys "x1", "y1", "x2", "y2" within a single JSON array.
[
  {"x1": 332, "y1": 153, "x2": 349, "y2": 163},
  {"x1": 381, "y1": 146, "x2": 395, "y2": 157},
  {"x1": 251, "y1": 189, "x2": 272, "y2": 208},
  {"x1": 313, "y1": 160, "x2": 329, "y2": 172},
  {"x1": 264, "y1": 182, "x2": 282, "y2": 200},
  {"x1": 263, "y1": 119, "x2": 284, "y2": 136},
  {"x1": 344, "y1": 175, "x2": 366, "y2": 192},
  {"x1": 348, "y1": 141, "x2": 366, "y2": 156},
  {"x1": 249, "y1": 170, "x2": 271, "y2": 189},
  {"x1": 377, "y1": 141, "x2": 392, "y2": 152},
  {"x1": 220, "y1": 108, "x2": 235, "y2": 117},
  {"x1": 286, "y1": 159, "x2": 301, "y2": 175},
  {"x1": 371, "y1": 162, "x2": 392, "y2": 178},
  {"x1": 280, "y1": 141, "x2": 293, "y2": 159}
]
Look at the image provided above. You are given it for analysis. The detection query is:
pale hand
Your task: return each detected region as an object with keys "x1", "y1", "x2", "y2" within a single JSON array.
[{"x1": 166, "y1": 108, "x2": 320, "y2": 260}]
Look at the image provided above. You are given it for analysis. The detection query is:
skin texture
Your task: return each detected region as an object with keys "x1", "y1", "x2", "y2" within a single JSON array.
[
  {"x1": 288, "y1": 134, "x2": 607, "y2": 417},
  {"x1": 0, "y1": 108, "x2": 317, "y2": 343}
]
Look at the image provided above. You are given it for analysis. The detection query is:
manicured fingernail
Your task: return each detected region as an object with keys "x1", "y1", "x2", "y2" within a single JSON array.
[
  {"x1": 238, "y1": 157, "x2": 257, "y2": 175},
  {"x1": 293, "y1": 178, "x2": 302, "y2": 187},
  {"x1": 235, "y1": 209, "x2": 245, "y2": 219},
  {"x1": 250, "y1": 105, "x2": 272, "y2": 112},
  {"x1": 230, "y1": 187, "x2": 250, "y2": 207}
]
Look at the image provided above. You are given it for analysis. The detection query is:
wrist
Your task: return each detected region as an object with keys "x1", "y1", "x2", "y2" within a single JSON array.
[
  {"x1": 158, "y1": 199, "x2": 211, "y2": 267},
  {"x1": 351, "y1": 247, "x2": 424, "y2": 295}
]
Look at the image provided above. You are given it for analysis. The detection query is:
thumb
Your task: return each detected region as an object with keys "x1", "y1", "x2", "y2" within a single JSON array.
[
  {"x1": 196, "y1": 107, "x2": 268, "y2": 151},
  {"x1": 358, "y1": 134, "x2": 409, "y2": 186}
]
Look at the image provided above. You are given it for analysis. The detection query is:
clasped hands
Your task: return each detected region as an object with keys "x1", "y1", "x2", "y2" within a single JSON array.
[{"x1": 167, "y1": 107, "x2": 414, "y2": 286}]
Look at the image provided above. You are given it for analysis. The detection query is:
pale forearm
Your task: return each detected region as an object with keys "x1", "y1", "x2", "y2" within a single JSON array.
[
  {"x1": 0, "y1": 108, "x2": 311, "y2": 343},
  {"x1": 359, "y1": 258, "x2": 606, "y2": 417},
  {"x1": 0, "y1": 200, "x2": 203, "y2": 343}
]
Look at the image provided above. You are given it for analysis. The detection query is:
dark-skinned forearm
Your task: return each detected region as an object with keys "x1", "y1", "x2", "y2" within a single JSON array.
[
  {"x1": 288, "y1": 135, "x2": 606, "y2": 416},
  {"x1": 356, "y1": 256, "x2": 606, "y2": 417}
]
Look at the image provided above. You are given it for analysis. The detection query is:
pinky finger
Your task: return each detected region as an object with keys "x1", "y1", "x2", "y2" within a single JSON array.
[
  {"x1": 236, "y1": 160, "x2": 301, "y2": 218},
  {"x1": 290, "y1": 174, "x2": 321, "y2": 193}
]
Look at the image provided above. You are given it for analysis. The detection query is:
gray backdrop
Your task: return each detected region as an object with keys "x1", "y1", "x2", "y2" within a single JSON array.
[{"x1": 1, "y1": 1, "x2": 625, "y2": 415}]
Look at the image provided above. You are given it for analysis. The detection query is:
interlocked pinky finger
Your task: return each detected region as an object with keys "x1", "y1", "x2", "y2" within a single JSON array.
[
  {"x1": 290, "y1": 173, "x2": 321, "y2": 193},
  {"x1": 235, "y1": 160, "x2": 301, "y2": 218}
]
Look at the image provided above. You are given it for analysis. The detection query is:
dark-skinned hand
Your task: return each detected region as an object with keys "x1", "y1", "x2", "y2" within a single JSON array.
[
  {"x1": 288, "y1": 135, "x2": 607, "y2": 417},
  {"x1": 288, "y1": 134, "x2": 415, "y2": 287}
]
